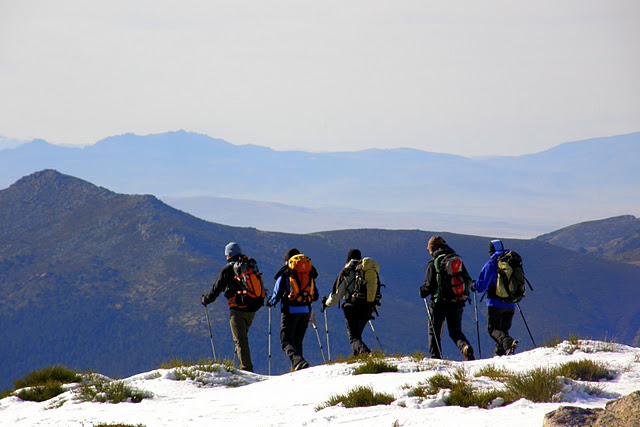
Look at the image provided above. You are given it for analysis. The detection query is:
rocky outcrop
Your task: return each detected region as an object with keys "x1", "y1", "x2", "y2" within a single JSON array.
[{"x1": 543, "y1": 391, "x2": 640, "y2": 427}]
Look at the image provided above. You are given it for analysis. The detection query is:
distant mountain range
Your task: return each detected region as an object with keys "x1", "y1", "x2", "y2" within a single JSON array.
[
  {"x1": 1, "y1": 170, "x2": 639, "y2": 390},
  {"x1": 0, "y1": 131, "x2": 638, "y2": 237},
  {"x1": 536, "y1": 215, "x2": 640, "y2": 266}
]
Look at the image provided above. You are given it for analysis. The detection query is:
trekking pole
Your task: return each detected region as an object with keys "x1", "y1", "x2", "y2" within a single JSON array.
[
  {"x1": 423, "y1": 298, "x2": 442, "y2": 358},
  {"x1": 517, "y1": 303, "x2": 537, "y2": 347},
  {"x1": 368, "y1": 320, "x2": 384, "y2": 351},
  {"x1": 473, "y1": 291, "x2": 482, "y2": 359},
  {"x1": 268, "y1": 305, "x2": 272, "y2": 375},
  {"x1": 309, "y1": 309, "x2": 326, "y2": 362},
  {"x1": 323, "y1": 308, "x2": 331, "y2": 361},
  {"x1": 203, "y1": 303, "x2": 217, "y2": 361}
]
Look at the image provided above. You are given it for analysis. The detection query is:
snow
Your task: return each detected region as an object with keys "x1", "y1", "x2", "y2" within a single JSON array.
[{"x1": 1, "y1": 340, "x2": 639, "y2": 427}]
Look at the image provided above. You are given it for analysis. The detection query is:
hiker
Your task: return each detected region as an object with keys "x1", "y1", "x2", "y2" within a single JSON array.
[
  {"x1": 267, "y1": 248, "x2": 319, "y2": 371},
  {"x1": 322, "y1": 249, "x2": 380, "y2": 356},
  {"x1": 201, "y1": 242, "x2": 264, "y2": 372},
  {"x1": 473, "y1": 239, "x2": 519, "y2": 356},
  {"x1": 419, "y1": 236, "x2": 475, "y2": 360}
]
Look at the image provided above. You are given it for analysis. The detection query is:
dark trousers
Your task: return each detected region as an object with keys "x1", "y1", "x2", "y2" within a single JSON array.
[
  {"x1": 487, "y1": 306, "x2": 515, "y2": 356},
  {"x1": 342, "y1": 304, "x2": 373, "y2": 356},
  {"x1": 280, "y1": 311, "x2": 310, "y2": 369},
  {"x1": 229, "y1": 309, "x2": 256, "y2": 372},
  {"x1": 428, "y1": 300, "x2": 472, "y2": 359}
]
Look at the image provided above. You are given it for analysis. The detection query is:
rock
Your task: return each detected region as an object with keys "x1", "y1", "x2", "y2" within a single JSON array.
[
  {"x1": 543, "y1": 406, "x2": 603, "y2": 427},
  {"x1": 594, "y1": 390, "x2": 640, "y2": 427},
  {"x1": 543, "y1": 391, "x2": 640, "y2": 427}
]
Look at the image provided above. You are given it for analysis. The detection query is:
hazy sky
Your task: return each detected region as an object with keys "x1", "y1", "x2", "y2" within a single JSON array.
[{"x1": 1, "y1": 1, "x2": 638, "y2": 156}]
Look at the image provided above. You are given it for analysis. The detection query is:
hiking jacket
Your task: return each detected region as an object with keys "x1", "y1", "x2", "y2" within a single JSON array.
[
  {"x1": 420, "y1": 244, "x2": 470, "y2": 307},
  {"x1": 203, "y1": 254, "x2": 262, "y2": 312},
  {"x1": 325, "y1": 259, "x2": 360, "y2": 308},
  {"x1": 269, "y1": 267, "x2": 319, "y2": 314},
  {"x1": 474, "y1": 250, "x2": 516, "y2": 309}
]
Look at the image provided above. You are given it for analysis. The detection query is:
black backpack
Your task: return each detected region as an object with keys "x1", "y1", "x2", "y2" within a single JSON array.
[
  {"x1": 494, "y1": 251, "x2": 532, "y2": 303},
  {"x1": 434, "y1": 253, "x2": 471, "y2": 303},
  {"x1": 346, "y1": 257, "x2": 383, "y2": 306}
]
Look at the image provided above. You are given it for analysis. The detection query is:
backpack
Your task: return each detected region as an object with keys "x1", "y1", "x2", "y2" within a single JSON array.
[
  {"x1": 228, "y1": 256, "x2": 266, "y2": 309},
  {"x1": 286, "y1": 254, "x2": 315, "y2": 305},
  {"x1": 347, "y1": 257, "x2": 382, "y2": 305},
  {"x1": 434, "y1": 253, "x2": 471, "y2": 303},
  {"x1": 495, "y1": 251, "x2": 531, "y2": 303}
]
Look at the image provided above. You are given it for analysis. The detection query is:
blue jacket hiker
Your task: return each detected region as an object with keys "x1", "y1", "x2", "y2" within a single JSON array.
[
  {"x1": 267, "y1": 248, "x2": 319, "y2": 371},
  {"x1": 474, "y1": 239, "x2": 518, "y2": 356}
]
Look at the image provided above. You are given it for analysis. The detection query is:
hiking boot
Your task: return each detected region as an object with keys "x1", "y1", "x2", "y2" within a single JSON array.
[
  {"x1": 462, "y1": 344, "x2": 475, "y2": 361},
  {"x1": 506, "y1": 340, "x2": 519, "y2": 356},
  {"x1": 293, "y1": 359, "x2": 309, "y2": 371}
]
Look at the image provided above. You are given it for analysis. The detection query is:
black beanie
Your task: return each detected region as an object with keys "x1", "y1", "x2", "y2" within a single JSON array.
[
  {"x1": 284, "y1": 248, "x2": 300, "y2": 262},
  {"x1": 346, "y1": 249, "x2": 362, "y2": 263}
]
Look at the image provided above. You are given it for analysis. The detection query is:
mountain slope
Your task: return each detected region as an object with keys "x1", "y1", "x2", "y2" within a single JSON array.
[
  {"x1": 1, "y1": 170, "x2": 640, "y2": 390},
  {"x1": 536, "y1": 215, "x2": 640, "y2": 266},
  {"x1": 0, "y1": 131, "x2": 638, "y2": 237}
]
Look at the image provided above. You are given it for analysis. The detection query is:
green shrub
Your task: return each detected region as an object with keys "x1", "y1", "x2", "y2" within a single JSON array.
[
  {"x1": 412, "y1": 350, "x2": 426, "y2": 361},
  {"x1": 555, "y1": 359, "x2": 614, "y2": 382},
  {"x1": 159, "y1": 358, "x2": 198, "y2": 369},
  {"x1": 95, "y1": 424, "x2": 146, "y2": 427},
  {"x1": 504, "y1": 366, "x2": 563, "y2": 403},
  {"x1": 4, "y1": 365, "x2": 82, "y2": 402},
  {"x1": 316, "y1": 385, "x2": 394, "y2": 410},
  {"x1": 13, "y1": 365, "x2": 81, "y2": 390},
  {"x1": 15, "y1": 381, "x2": 66, "y2": 402},
  {"x1": 353, "y1": 359, "x2": 398, "y2": 375},
  {"x1": 77, "y1": 378, "x2": 152, "y2": 404},
  {"x1": 474, "y1": 365, "x2": 511, "y2": 380},
  {"x1": 409, "y1": 367, "x2": 512, "y2": 408},
  {"x1": 328, "y1": 350, "x2": 387, "y2": 365}
]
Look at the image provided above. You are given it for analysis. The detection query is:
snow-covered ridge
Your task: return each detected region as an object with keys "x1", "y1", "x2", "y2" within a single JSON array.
[{"x1": 1, "y1": 340, "x2": 639, "y2": 427}]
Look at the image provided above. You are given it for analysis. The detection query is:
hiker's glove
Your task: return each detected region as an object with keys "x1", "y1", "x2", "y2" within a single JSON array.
[
  {"x1": 201, "y1": 295, "x2": 210, "y2": 306},
  {"x1": 265, "y1": 299, "x2": 273, "y2": 307},
  {"x1": 419, "y1": 286, "x2": 428, "y2": 299},
  {"x1": 321, "y1": 296, "x2": 328, "y2": 312}
]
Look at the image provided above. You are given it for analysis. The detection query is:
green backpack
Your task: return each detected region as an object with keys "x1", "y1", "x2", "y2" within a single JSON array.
[
  {"x1": 495, "y1": 251, "x2": 532, "y2": 303},
  {"x1": 347, "y1": 257, "x2": 382, "y2": 306}
]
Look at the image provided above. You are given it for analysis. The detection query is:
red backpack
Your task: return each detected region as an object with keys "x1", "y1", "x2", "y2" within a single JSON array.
[{"x1": 228, "y1": 256, "x2": 266, "y2": 309}]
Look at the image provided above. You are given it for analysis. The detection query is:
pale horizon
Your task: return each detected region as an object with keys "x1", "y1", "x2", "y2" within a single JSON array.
[{"x1": 1, "y1": 1, "x2": 639, "y2": 157}]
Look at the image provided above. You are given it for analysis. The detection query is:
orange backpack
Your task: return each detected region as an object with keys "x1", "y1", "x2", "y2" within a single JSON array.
[
  {"x1": 286, "y1": 254, "x2": 315, "y2": 305},
  {"x1": 228, "y1": 256, "x2": 266, "y2": 309}
]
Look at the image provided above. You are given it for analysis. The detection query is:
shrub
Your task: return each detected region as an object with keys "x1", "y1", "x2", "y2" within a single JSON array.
[
  {"x1": 5, "y1": 365, "x2": 82, "y2": 402},
  {"x1": 555, "y1": 359, "x2": 614, "y2": 382},
  {"x1": 412, "y1": 350, "x2": 426, "y2": 361},
  {"x1": 316, "y1": 385, "x2": 394, "y2": 410},
  {"x1": 409, "y1": 367, "x2": 512, "y2": 408},
  {"x1": 13, "y1": 365, "x2": 81, "y2": 390},
  {"x1": 95, "y1": 424, "x2": 146, "y2": 427},
  {"x1": 77, "y1": 377, "x2": 152, "y2": 404},
  {"x1": 353, "y1": 359, "x2": 398, "y2": 375},
  {"x1": 15, "y1": 381, "x2": 66, "y2": 402},
  {"x1": 474, "y1": 365, "x2": 511, "y2": 380},
  {"x1": 504, "y1": 366, "x2": 563, "y2": 403},
  {"x1": 328, "y1": 350, "x2": 387, "y2": 365}
]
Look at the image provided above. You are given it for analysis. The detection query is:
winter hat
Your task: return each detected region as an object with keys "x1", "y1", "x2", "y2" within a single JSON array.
[
  {"x1": 427, "y1": 236, "x2": 446, "y2": 253},
  {"x1": 346, "y1": 249, "x2": 362, "y2": 263},
  {"x1": 284, "y1": 248, "x2": 300, "y2": 262},
  {"x1": 224, "y1": 242, "x2": 242, "y2": 257},
  {"x1": 489, "y1": 239, "x2": 504, "y2": 255}
]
